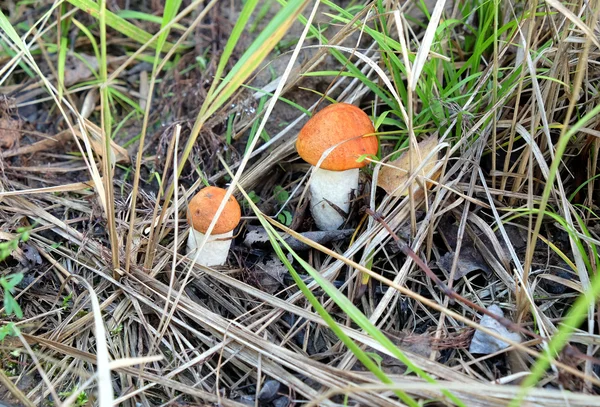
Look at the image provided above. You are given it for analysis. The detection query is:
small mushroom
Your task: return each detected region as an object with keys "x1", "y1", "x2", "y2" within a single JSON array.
[
  {"x1": 296, "y1": 103, "x2": 378, "y2": 230},
  {"x1": 186, "y1": 186, "x2": 241, "y2": 267}
]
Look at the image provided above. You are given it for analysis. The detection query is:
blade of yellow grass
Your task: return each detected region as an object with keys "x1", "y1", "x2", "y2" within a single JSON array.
[
  {"x1": 64, "y1": 275, "x2": 112, "y2": 407},
  {"x1": 264, "y1": 211, "x2": 600, "y2": 388},
  {"x1": 514, "y1": 9, "x2": 600, "y2": 397},
  {"x1": 60, "y1": 356, "x2": 163, "y2": 407},
  {"x1": 98, "y1": 0, "x2": 120, "y2": 278},
  {"x1": 0, "y1": 180, "x2": 96, "y2": 197},
  {"x1": 0, "y1": 370, "x2": 36, "y2": 407},
  {"x1": 126, "y1": 0, "x2": 219, "y2": 272},
  {"x1": 151, "y1": 3, "x2": 312, "y2": 388},
  {"x1": 122, "y1": 0, "x2": 183, "y2": 274}
]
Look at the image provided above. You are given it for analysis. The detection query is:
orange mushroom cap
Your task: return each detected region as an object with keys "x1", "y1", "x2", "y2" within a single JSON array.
[
  {"x1": 187, "y1": 186, "x2": 241, "y2": 234},
  {"x1": 296, "y1": 103, "x2": 378, "y2": 171}
]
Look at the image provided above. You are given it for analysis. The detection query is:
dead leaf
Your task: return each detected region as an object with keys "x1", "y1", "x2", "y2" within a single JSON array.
[
  {"x1": 437, "y1": 217, "x2": 491, "y2": 280},
  {"x1": 80, "y1": 119, "x2": 130, "y2": 163},
  {"x1": 257, "y1": 379, "x2": 281, "y2": 402},
  {"x1": 22, "y1": 244, "x2": 42, "y2": 265},
  {"x1": 438, "y1": 247, "x2": 492, "y2": 280},
  {"x1": 64, "y1": 54, "x2": 99, "y2": 87},
  {"x1": 378, "y1": 135, "x2": 439, "y2": 196},
  {"x1": 253, "y1": 254, "x2": 288, "y2": 294},
  {"x1": 1, "y1": 130, "x2": 71, "y2": 158},
  {"x1": 355, "y1": 331, "x2": 433, "y2": 375},
  {"x1": 0, "y1": 118, "x2": 20, "y2": 149}
]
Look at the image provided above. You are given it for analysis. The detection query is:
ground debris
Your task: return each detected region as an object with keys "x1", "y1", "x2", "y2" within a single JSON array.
[
  {"x1": 243, "y1": 227, "x2": 354, "y2": 251},
  {"x1": 438, "y1": 246, "x2": 492, "y2": 280},
  {"x1": 257, "y1": 379, "x2": 281, "y2": 402},
  {"x1": 272, "y1": 396, "x2": 290, "y2": 407},
  {"x1": 252, "y1": 253, "x2": 289, "y2": 293},
  {"x1": 469, "y1": 304, "x2": 521, "y2": 354},
  {"x1": 437, "y1": 216, "x2": 492, "y2": 279},
  {"x1": 0, "y1": 130, "x2": 71, "y2": 159},
  {"x1": 0, "y1": 118, "x2": 21, "y2": 149},
  {"x1": 21, "y1": 244, "x2": 42, "y2": 265},
  {"x1": 354, "y1": 330, "x2": 470, "y2": 374},
  {"x1": 64, "y1": 54, "x2": 98, "y2": 86}
]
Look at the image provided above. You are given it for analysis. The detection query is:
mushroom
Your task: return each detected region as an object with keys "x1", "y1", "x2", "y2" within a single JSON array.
[
  {"x1": 296, "y1": 103, "x2": 378, "y2": 230},
  {"x1": 187, "y1": 186, "x2": 241, "y2": 267}
]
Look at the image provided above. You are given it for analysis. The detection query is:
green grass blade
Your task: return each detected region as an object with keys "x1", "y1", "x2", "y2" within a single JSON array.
[
  {"x1": 208, "y1": 0, "x2": 309, "y2": 115},
  {"x1": 511, "y1": 91, "x2": 600, "y2": 406},
  {"x1": 72, "y1": 18, "x2": 101, "y2": 62},
  {"x1": 57, "y1": 36, "x2": 68, "y2": 100},
  {"x1": 171, "y1": 0, "x2": 308, "y2": 196},
  {"x1": 66, "y1": 0, "x2": 177, "y2": 51},
  {"x1": 117, "y1": 10, "x2": 186, "y2": 31},
  {"x1": 107, "y1": 87, "x2": 143, "y2": 113},
  {"x1": 155, "y1": 0, "x2": 182, "y2": 64},
  {"x1": 204, "y1": 0, "x2": 261, "y2": 107},
  {"x1": 0, "y1": 10, "x2": 26, "y2": 46},
  {"x1": 512, "y1": 269, "x2": 600, "y2": 405},
  {"x1": 98, "y1": 0, "x2": 120, "y2": 277},
  {"x1": 122, "y1": 0, "x2": 182, "y2": 273}
]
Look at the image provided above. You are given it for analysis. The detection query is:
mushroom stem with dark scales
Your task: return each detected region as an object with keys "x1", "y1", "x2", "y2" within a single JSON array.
[
  {"x1": 187, "y1": 186, "x2": 241, "y2": 267},
  {"x1": 296, "y1": 103, "x2": 378, "y2": 230}
]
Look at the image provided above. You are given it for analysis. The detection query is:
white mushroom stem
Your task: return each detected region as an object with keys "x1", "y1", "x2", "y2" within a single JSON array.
[
  {"x1": 186, "y1": 229, "x2": 233, "y2": 267},
  {"x1": 309, "y1": 167, "x2": 359, "y2": 230}
]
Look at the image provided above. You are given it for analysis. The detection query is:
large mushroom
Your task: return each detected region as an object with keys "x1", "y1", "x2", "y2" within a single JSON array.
[
  {"x1": 187, "y1": 186, "x2": 241, "y2": 267},
  {"x1": 296, "y1": 103, "x2": 378, "y2": 230}
]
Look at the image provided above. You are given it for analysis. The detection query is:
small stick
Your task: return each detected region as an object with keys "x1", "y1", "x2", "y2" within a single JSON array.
[{"x1": 366, "y1": 208, "x2": 600, "y2": 366}]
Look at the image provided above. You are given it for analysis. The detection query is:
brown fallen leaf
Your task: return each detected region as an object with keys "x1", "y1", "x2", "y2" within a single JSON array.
[
  {"x1": 438, "y1": 248, "x2": 492, "y2": 280},
  {"x1": 437, "y1": 216, "x2": 492, "y2": 280},
  {"x1": 378, "y1": 134, "x2": 439, "y2": 196},
  {"x1": 64, "y1": 54, "x2": 99, "y2": 87},
  {"x1": 80, "y1": 119, "x2": 130, "y2": 164},
  {"x1": 0, "y1": 118, "x2": 21, "y2": 149},
  {"x1": 1, "y1": 124, "x2": 129, "y2": 164},
  {"x1": 1, "y1": 130, "x2": 71, "y2": 158},
  {"x1": 253, "y1": 254, "x2": 287, "y2": 294}
]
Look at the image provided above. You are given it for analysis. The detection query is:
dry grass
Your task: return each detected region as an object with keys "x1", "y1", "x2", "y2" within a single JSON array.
[{"x1": 1, "y1": 0, "x2": 600, "y2": 406}]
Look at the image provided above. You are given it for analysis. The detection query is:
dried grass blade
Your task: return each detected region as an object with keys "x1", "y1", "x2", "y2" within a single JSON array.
[
  {"x1": 410, "y1": 0, "x2": 446, "y2": 90},
  {"x1": 0, "y1": 11, "x2": 107, "y2": 211},
  {"x1": 233, "y1": 181, "x2": 462, "y2": 407},
  {"x1": 0, "y1": 369, "x2": 36, "y2": 407},
  {"x1": 67, "y1": 275, "x2": 112, "y2": 407},
  {"x1": 163, "y1": 0, "x2": 312, "y2": 333},
  {"x1": 99, "y1": 0, "x2": 120, "y2": 277},
  {"x1": 0, "y1": 180, "x2": 96, "y2": 197},
  {"x1": 545, "y1": 0, "x2": 600, "y2": 49}
]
